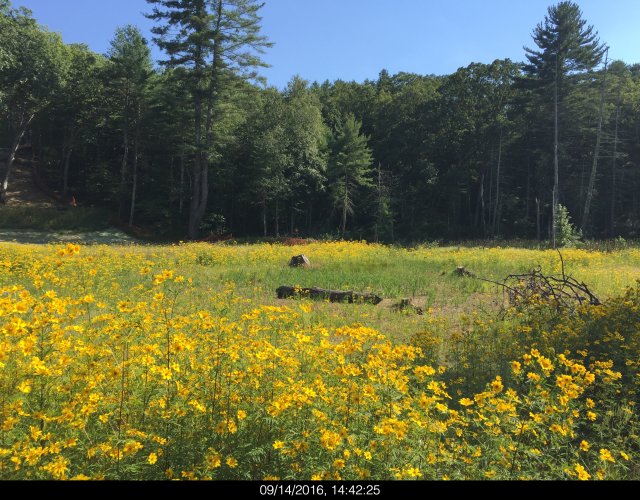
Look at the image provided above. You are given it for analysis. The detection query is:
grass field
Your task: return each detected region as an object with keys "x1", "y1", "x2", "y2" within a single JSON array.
[{"x1": 0, "y1": 241, "x2": 638, "y2": 480}]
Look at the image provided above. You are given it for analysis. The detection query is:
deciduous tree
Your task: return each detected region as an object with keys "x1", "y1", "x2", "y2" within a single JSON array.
[{"x1": 0, "y1": 4, "x2": 67, "y2": 200}]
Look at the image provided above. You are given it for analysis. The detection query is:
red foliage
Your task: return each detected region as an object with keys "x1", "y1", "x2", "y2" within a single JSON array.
[
  {"x1": 199, "y1": 234, "x2": 235, "y2": 243},
  {"x1": 281, "y1": 238, "x2": 315, "y2": 246}
]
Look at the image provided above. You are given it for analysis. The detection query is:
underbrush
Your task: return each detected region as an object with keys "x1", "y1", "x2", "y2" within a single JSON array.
[{"x1": 0, "y1": 207, "x2": 111, "y2": 231}]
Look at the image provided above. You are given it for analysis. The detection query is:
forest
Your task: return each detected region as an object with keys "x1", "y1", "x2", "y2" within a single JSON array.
[
  {"x1": 2, "y1": 1, "x2": 640, "y2": 482},
  {"x1": 1, "y1": 0, "x2": 639, "y2": 243}
]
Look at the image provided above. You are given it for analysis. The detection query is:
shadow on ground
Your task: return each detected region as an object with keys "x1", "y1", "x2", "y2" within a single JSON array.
[{"x1": 0, "y1": 229, "x2": 141, "y2": 245}]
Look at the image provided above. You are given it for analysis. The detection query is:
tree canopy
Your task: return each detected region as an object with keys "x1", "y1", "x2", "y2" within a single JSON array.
[{"x1": 1, "y1": 1, "x2": 639, "y2": 243}]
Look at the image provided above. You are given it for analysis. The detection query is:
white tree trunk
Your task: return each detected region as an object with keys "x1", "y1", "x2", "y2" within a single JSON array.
[
  {"x1": 610, "y1": 100, "x2": 621, "y2": 236},
  {"x1": 581, "y1": 50, "x2": 609, "y2": 234},
  {"x1": 2, "y1": 114, "x2": 34, "y2": 199},
  {"x1": 552, "y1": 55, "x2": 560, "y2": 248}
]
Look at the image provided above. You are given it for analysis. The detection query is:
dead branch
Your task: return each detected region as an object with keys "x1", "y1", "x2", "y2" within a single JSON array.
[{"x1": 478, "y1": 252, "x2": 601, "y2": 315}]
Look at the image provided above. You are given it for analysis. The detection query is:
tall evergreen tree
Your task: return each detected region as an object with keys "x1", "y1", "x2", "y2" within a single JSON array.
[
  {"x1": 523, "y1": 1, "x2": 606, "y2": 247},
  {"x1": 146, "y1": 0, "x2": 271, "y2": 239},
  {"x1": 106, "y1": 25, "x2": 152, "y2": 224},
  {"x1": 328, "y1": 114, "x2": 374, "y2": 237}
]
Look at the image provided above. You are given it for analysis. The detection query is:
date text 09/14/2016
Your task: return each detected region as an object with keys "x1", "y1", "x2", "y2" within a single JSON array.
[{"x1": 258, "y1": 484, "x2": 382, "y2": 497}]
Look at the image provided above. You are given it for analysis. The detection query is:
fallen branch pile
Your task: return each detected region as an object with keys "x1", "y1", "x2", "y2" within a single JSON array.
[{"x1": 477, "y1": 250, "x2": 601, "y2": 313}]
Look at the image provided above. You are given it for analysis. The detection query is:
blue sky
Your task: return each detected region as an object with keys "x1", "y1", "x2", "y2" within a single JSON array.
[{"x1": 11, "y1": 0, "x2": 640, "y2": 88}]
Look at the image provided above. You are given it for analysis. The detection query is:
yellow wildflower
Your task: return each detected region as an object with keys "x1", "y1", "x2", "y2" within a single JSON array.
[
  {"x1": 527, "y1": 372, "x2": 540, "y2": 382},
  {"x1": 575, "y1": 463, "x2": 591, "y2": 481},
  {"x1": 599, "y1": 449, "x2": 615, "y2": 463},
  {"x1": 490, "y1": 376, "x2": 504, "y2": 393}
]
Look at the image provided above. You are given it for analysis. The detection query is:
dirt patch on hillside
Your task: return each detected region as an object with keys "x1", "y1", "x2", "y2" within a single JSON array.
[{"x1": 1, "y1": 161, "x2": 61, "y2": 208}]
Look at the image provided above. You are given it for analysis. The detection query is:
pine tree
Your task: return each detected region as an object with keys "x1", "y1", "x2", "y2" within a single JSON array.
[
  {"x1": 328, "y1": 115, "x2": 374, "y2": 238},
  {"x1": 106, "y1": 25, "x2": 152, "y2": 224},
  {"x1": 146, "y1": 0, "x2": 271, "y2": 239},
  {"x1": 523, "y1": 1, "x2": 606, "y2": 247}
]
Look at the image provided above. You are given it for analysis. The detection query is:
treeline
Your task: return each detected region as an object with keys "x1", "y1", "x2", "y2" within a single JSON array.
[{"x1": 1, "y1": 0, "x2": 639, "y2": 241}]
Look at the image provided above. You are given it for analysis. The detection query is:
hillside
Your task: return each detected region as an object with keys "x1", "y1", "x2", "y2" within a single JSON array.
[
  {"x1": 1, "y1": 159, "x2": 62, "y2": 208},
  {"x1": 0, "y1": 153, "x2": 138, "y2": 243}
]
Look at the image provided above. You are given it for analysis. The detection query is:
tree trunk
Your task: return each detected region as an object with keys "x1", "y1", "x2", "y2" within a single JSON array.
[
  {"x1": 479, "y1": 172, "x2": 486, "y2": 237},
  {"x1": 473, "y1": 178, "x2": 480, "y2": 228},
  {"x1": 189, "y1": 0, "x2": 223, "y2": 240},
  {"x1": 581, "y1": 50, "x2": 609, "y2": 234},
  {"x1": 374, "y1": 163, "x2": 381, "y2": 243},
  {"x1": 579, "y1": 160, "x2": 586, "y2": 211},
  {"x1": 492, "y1": 128, "x2": 503, "y2": 236},
  {"x1": 610, "y1": 100, "x2": 621, "y2": 237},
  {"x1": 525, "y1": 158, "x2": 531, "y2": 221},
  {"x1": 119, "y1": 120, "x2": 129, "y2": 220},
  {"x1": 118, "y1": 83, "x2": 131, "y2": 220},
  {"x1": 179, "y1": 154, "x2": 185, "y2": 216},
  {"x1": 34, "y1": 129, "x2": 42, "y2": 165},
  {"x1": 61, "y1": 126, "x2": 77, "y2": 197},
  {"x1": 488, "y1": 148, "x2": 494, "y2": 220},
  {"x1": 466, "y1": 186, "x2": 473, "y2": 227},
  {"x1": 62, "y1": 147, "x2": 73, "y2": 197},
  {"x1": 2, "y1": 114, "x2": 34, "y2": 200},
  {"x1": 390, "y1": 216, "x2": 395, "y2": 243},
  {"x1": 536, "y1": 197, "x2": 541, "y2": 241},
  {"x1": 341, "y1": 172, "x2": 348, "y2": 238},
  {"x1": 275, "y1": 198, "x2": 280, "y2": 237},
  {"x1": 129, "y1": 148, "x2": 138, "y2": 227},
  {"x1": 60, "y1": 134, "x2": 69, "y2": 191},
  {"x1": 552, "y1": 55, "x2": 560, "y2": 249},
  {"x1": 188, "y1": 61, "x2": 209, "y2": 241},
  {"x1": 187, "y1": 6, "x2": 209, "y2": 240},
  {"x1": 262, "y1": 197, "x2": 267, "y2": 237},
  {"x1": 188, "y1": 101, "x2": 204, "y2": 240},
  {"x1": 129, "y1": 110, "x2": 141, "y2": 226},
  {"x1": 197, "y1": 151, "x2": 209, "y2": 233}
]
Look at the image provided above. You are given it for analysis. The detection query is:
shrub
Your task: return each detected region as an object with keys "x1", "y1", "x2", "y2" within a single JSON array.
[{"x1": 555, "y1": 204, "x2": 582, "y2": 248}]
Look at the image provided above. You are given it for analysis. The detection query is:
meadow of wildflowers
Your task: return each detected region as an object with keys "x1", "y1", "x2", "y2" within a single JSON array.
[{"x1": 0, "y1": 241, "x2": 638, "y2": 480}]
